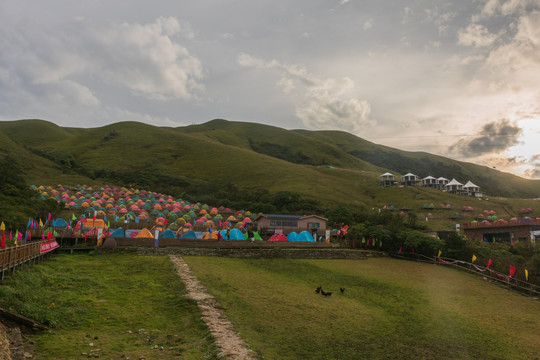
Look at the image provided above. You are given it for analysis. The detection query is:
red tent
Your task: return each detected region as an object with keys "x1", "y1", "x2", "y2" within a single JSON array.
[{"x1": 268, "y1": 233, "x2": 288, "y2": 242}]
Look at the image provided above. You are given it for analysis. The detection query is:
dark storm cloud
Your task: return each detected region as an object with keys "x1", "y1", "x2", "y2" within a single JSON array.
[{"x1": 449, "y1": 119, "x2": 523, "y2": 157}]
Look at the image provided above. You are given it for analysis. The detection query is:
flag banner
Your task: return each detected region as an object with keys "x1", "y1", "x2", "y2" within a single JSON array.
[
  {"x1": 398, "y1": 247, "x2": 402, "y2": 254},
  {"x1": 0, "y1": 222, "x2": 5, "y2": 231},
  {"x1": 438, "y1": 250, "x2": 442, "y2": 258},
  {"x1": 472, "y1": 254, "x2": 477, "y2": 263},
  {"x1": 1, "y1": 231, "x2": 5, "y2": 249},
  {"x1": 509, "y1": 266, "x2": 516, "y2": 277},
  {"x1": 40, "y1": 240, "x2": 59, "y2": 253},
  {"x1": 525, "y1": 269, "x2": 529, "y2": 281},
  {"x1": 486, "y1": 259, "x2": 493, "y2": 269}
]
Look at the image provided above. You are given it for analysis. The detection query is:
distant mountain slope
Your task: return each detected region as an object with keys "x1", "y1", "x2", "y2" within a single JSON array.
[{"x1": 0, "y1": 119, "x2": 538, "y2": 205}]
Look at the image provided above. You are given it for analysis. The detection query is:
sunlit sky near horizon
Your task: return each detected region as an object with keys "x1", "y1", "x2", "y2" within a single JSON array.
[{"x1": 1, "y1": 0, "x2": 539, "y2": 179}]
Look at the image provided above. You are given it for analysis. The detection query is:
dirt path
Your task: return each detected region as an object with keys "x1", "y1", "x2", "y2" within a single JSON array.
[{"x1": 168, "y1": 255, "x2": 257, "y2": 360}]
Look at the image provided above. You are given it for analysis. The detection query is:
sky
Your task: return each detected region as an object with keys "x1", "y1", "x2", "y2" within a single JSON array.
[{"x1": 1, "y1": 0, "x2": 539, "y2": 179}]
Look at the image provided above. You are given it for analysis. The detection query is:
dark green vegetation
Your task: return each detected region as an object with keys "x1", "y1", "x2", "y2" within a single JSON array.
[
  {"x1": 0, "y1": 253, "x2": 219, "y2": 359},
  {"x1": 0, "y1": 119, "x2": 538, "y2": 218},
  {"x1": 0, "y1": 155, "x2": 62, "y2": 230},
  {"x1": 185, "y1": 256, "x2": 540, "y2": 360}
]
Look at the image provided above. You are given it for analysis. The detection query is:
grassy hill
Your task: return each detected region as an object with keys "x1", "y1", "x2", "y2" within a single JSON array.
[{"x1": 0, "y1": 119, "x2": 538, "y2": 230}]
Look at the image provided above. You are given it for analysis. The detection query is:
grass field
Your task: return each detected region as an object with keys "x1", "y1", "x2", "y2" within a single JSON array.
[
  {"x1": 0, "y1": 253, "x2": 219, "y2": 359},
  {"x1": 184, "y1": 256, "x2": 540, "y2": 360},
  {"x1": 2, "y1": 254, "x2": 539, "y2": 359}
]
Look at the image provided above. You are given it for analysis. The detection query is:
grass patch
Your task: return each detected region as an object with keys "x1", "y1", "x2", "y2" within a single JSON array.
[
  {"x1": 0, "y1": 253, "x2": 219, "y2": 359},
  {"x1": 184, "y1": 256, "x2": 540, "y2": 360}
]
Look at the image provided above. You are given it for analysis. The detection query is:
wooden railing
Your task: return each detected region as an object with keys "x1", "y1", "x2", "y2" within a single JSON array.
[{"x1": 0, "y1": 241, "x2": 51, "y2": 280}]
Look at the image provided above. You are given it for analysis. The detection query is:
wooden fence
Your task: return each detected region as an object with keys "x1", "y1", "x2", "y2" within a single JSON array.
[{"x1": 0, "y1": 241, "x2": 52, "y2": 280}]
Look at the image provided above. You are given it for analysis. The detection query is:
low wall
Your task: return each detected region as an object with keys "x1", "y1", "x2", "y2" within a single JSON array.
[{"x1": 136, "y1": 247, "x2": 386, "y2": 259}]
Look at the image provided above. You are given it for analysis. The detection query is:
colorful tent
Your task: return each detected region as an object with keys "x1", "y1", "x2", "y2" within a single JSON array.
[
  {"x1": 202, "y1": 231, "x2": 217, "y2": 240},
  {"x1": 268, "y1": 233, "x2": 288, "y2": 242},
  {"x1": 286, "y1": 232, "x2": 298, "y2": 241},
  {"x1": 180, "y1": 230, "x2": 197, "y2": 239},
  {"x1": 297, "y1": 231, "x2": 315, "y2": 242},
  {"x1": 136, "y1": 228, "x2": 154, "y2": 238},
  {"x1": 159, "y1": 229, "x2": 176, "y2": 239}
]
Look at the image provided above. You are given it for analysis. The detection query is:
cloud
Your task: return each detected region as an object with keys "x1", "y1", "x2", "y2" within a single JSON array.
[
  {"x1": 84, "y1": 17, "x2": 204, "y2": 100},
  {"x1": 449, "y1": 119, "x2": 523, "y2": 157},
  {"x1": 458, "y1": 24, "x2": 498, "y2": 47},
  {"x1": 237, "y1": 53, "x2": 374, "y2": 134}
]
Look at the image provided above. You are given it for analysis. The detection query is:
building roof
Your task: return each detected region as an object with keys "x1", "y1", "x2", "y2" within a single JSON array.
[
  {"x1": 422, "y1": 176, "x2": 436, "y2": 180},
  {"x1": 380, "y1": 172, "x2": 395, "y2": 177},
  {"x1": 446, "y1": 178, "x2": 463, "y2": 186},
  {"x1": 437, "y1": 177, "x2": 449, "y2": 181},
  {"x1": 403, "y1": 173, "x2": 417, "y2": 177},
  {"x1": 463, "y1": 180, "x2": 479, "y2": 188}
]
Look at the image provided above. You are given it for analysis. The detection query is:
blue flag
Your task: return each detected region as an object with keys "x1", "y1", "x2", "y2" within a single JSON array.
[
  {"x1": 136, "y1": 217, "x2": 139, "y2": 224},
  {"x1": 27, "y1": 218, "x2": 32, "y2": 228}
]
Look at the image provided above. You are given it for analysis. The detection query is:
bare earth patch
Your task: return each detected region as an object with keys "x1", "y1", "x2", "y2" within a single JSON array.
[{"x1": 169, "y1": 255, "x2": 256, "y2": 360}]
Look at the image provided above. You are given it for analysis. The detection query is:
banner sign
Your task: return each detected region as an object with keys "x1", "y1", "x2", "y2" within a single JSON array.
[{"x1": 40, "y1": 240, "x2": 59, "y2": 253}]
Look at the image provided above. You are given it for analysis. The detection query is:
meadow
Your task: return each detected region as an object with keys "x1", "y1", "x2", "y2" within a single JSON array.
[
  {"x1": 1, "y1": 253, "x2": 539, "y2": 359},
  {"x1": 184, "y1": 256, "x2": 540, "y2": 360}
]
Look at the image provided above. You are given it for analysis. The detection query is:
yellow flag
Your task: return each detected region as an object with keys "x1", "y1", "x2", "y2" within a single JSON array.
[
  {"x1": 437, "y1": 250, "x2": 442, "y2": 258},
  {"x1": 39, "y1": 219, "x2": 43, "y2": 227},
  {"x1": 0, "y1": 221, "x2": 4, "y2": 231},
  {"x1": 525, "y1": 269, "x2": 528, "y2": 281},
  {"x1": 472, "y1": 254, "x2": 477, "y2": 263}
]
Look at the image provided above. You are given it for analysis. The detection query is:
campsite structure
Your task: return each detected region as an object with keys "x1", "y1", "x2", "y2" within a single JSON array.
[
  {"x1": 380, "y1": 173, "x2": 482, "y2": 197},
  {"x1": 255, "y1": 214, "x2": 327, "y2": 239}
]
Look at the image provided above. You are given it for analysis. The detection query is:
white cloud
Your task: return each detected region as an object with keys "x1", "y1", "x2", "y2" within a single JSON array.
[
  {"x1": 363, "y1": 19, "x2": 373, "y2": 30},
  {"x1": 237, "y1": 53, "x2": 374, "y2": 134},
  {"x1": 458, "y1": 24, "x2": 498, "y2": 47},
  {"x1": 85, "y1": 17, "x2": 204, "y2": 100}
]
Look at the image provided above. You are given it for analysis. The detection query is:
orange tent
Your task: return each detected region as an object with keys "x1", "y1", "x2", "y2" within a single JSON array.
[
  {"x1": 136, "y1": 228, "x2": 154, "y2": 238},
  {"x1": 83, "y1": 218, "x2": 108, "y2": 229},
  {"x1": 202, "y1": 231, "x2": 217, "y2": 240}
]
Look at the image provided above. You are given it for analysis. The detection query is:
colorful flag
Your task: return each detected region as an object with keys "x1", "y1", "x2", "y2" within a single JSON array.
[
  {"x1": 472, "y1": 254, "x2": 477, "y2": 263},
  {"x1": 525, "y1": 269, "x2": 529, "y2": 281},
  {"x1": 72, "y1": 213, "x2": 77, "y2": 221},
  {"x1": 27, "y1": 218, "x2": 32, "y2": 228},
  {"x1": 398, "y1": 247, "x2": 402, "y2": 254},
  {"x1": 361, "y1": 237, "x2": 366, "y2": 244},
  {"x1": 39, "y1": 219, "x2": 43, "y2": 227},
  {"x1": 379, "y1": 240, "x2": 382, "y2": 248},
  {"x1": 17, "y1": 231, "x2": 22, "y2": 241},
  {"x1": 438, "y1": 250, "x2": 442, "y2": 258},
  {"x1": 509, "y1": 266, "x2": 516, "y2": 277},
  {"x1": 135, "y1": 217, "x2": 139, "y2": 224},
  {"x1": 486, "y1": 259, "x2": 493, "y2": 269},
  {"x1": 1, "y1": 231, "x2": 5, "y2": 249},
  {"x1": 412, "y1": 247, "x2": 415, "y2": 254},
  {"x1": 0, "y1": 222, "x2": 5, "y2": 231},
  {"x1": 47, "y1": 213, "x2": 52, "y2": 221}
]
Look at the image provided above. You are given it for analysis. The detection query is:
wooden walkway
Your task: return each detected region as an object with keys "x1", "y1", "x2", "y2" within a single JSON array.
[{"x1": 0, "y1": 241, "x2": 52, "y2": 280}]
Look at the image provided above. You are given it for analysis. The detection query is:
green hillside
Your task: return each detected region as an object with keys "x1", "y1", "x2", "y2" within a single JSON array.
[{"x1": 0, "y1": 119, "x2": 538, "y2": 230}]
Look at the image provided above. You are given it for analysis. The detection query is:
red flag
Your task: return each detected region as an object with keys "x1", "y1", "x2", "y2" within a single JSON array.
[
  {"x1": 509, "y1": 266, "x2": 516, "y2": 277},
  {"x1": 486, "y1": 259, "x2": 493, "y2": 269},
  {"x1": 412, "y1": 247, "x2": 415, "y2": 254},
  {"x1": 84, "y1": 234, "x2": 88, "y2": 242},
  {"x1": 1, "y1": 231, "x2": 5, "y2": 249},
  {"x1": 47, "y1": 231, "x2": 53, "y2": 240},
  {"x1": 398, "y1": 247, "x2": 402, "y2": 254}
]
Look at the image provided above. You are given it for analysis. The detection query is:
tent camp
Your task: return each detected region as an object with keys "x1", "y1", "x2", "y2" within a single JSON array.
[
  {"x1": 52, "y1": 218, "x2": 69, "y2": 227},
  {"x1": 220, "y1": 228, "x2": 245, "y2": 240},
  {"x1": 268, "y1": 233, "x2": 288, "y2": 242},
  {"x1": 244, "y1": 231, "x2": 263, "y2": 241},
  {"x1": 159, "y1": 229, "x2": 176, "y2": 239},
  {"x1": 286, "y1": 232, "x2": 298, "y2": 241},
  {"x1": 297, "y1": 231, "x2": 315, "y2": 242},
  {"x1": 202, "y1": 231, "x2": 217, "y2": 240},
  {"x1": 83, "y1": 218, "x2": 108, "y2": 230},
  {"x1": 180, "y1": 230, "x2": 197, "y2": 239},
  {"x1": 136, "y1": 228, "x2": 154, "y2": 238}
]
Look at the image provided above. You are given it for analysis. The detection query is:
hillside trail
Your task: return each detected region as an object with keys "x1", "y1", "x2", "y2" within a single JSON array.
[{"x1": 168, "y1": 255, "x2": 257, "y2": 360}]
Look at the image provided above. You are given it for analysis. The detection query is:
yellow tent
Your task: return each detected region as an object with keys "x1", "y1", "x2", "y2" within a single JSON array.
[
  {"x1": 136, "y1": 228, "x2": 154, "y2": 238},
  {"x1": 84, "y1": 218, "x2": 108, "y2": 229},
  {"x1": 202, "y1": 231, "x2": 217, "y2": 240}
]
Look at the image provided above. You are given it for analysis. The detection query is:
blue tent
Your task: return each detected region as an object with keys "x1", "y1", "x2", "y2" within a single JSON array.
[
  {"x1": 52, "y1": 218, "x2": 68, "y2": 227},
  {"x1": 220, "y1": 228, "x2": 245, "y2": 240},
  {"x1": 109, "y1": 228, "x2": 126, "y2": 238},
  {"x1": 297, "y1": 231, "x2": 315, "y2": 242},
  {"x1": 159, "y1": 229, "x2": 176, "y2": 239},
  {"x1": 180, "y1": 230, "x2": 197, "y2": 239},
  {"x1": 286, "y1": 232, "x2": 299, "y2": 241}
]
